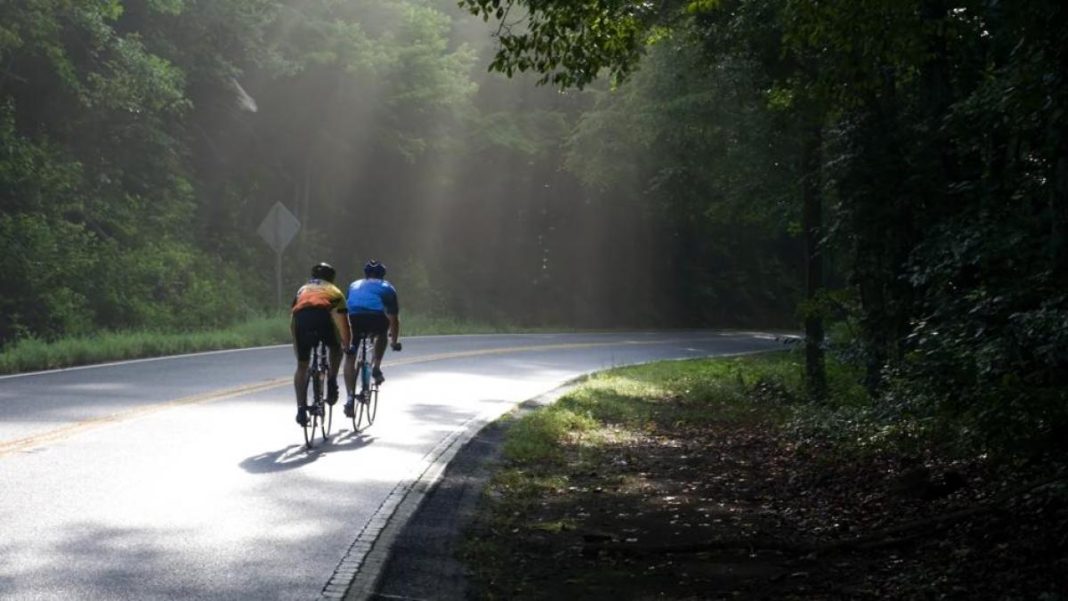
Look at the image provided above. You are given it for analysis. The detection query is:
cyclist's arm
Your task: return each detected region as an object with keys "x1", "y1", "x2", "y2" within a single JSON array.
[
  {"x1": 333, "y1": 308, "x2": 351, "y2": 349},
  {"x1": 387, "y1": 313, "x2": 399, "y2": 346},
  {"x1": 329, "y1": 285, "x2": 351, "y2": 349},
  {"x1": 383, "y1": 287, "x2": 400, "y2": 346}
]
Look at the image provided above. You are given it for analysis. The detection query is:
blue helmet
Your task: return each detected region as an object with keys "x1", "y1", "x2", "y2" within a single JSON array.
[{"x1": 364, "y1": 259, "x2": 386, "y2": 279}]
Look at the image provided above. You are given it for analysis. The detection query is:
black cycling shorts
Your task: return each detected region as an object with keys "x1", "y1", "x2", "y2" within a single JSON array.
[
  {"x1": 292, "y1": 308, "x2": 340, "y2": 362},
  {"x1": 348, "y1": 311, "x2": 390, "y2": 342}
]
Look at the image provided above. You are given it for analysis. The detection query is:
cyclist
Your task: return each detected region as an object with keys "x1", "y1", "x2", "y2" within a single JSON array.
[
  {"x1": 291, "y1": 262, "x2": 350, "y2": 427},
  {"x1": 343, "y1": 259, "x2": 401, "y2": 418}
]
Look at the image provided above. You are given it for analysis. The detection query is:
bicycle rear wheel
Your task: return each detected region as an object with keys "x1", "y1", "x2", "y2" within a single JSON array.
[
  {"x1": 301, "y1": 408, "x2": 313, "y2": 447},
  {"x1": 317, "y1": 347, "x2": 332, "y2": 440},
  {"x1": 306, "y1": 382, "x2": 320, "y2": 449}
]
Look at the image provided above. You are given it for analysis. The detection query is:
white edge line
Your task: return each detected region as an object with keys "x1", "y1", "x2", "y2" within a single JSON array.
[{"x1": 0, "y1": 344, "x2": 292, "y2": 381}]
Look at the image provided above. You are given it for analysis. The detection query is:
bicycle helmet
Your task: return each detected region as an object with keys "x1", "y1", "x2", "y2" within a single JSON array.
[
  {"x1": 363, "y1": 259, "x2": 386, "y2": 279},
  {"x1": 311, "y1": 262, "x2": 336, "y2": 282}
]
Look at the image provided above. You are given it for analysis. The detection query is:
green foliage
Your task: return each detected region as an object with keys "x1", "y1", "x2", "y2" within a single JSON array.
[
  {"x1": 0, "y1": 0, "x2": 276, "y2": 348},
  {"x1": 459, "y1": 0, "x2": 661, "y2": 89},
  {"x1": 9, "y1": 0, "x2": 780, "y2": 347},
  {"x1": 787, "y1": 0, "x2": 1068, "y2": 455}
]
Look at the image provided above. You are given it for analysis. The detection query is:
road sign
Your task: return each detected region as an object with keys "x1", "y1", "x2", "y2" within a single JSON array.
[
  {"x1": 257, "y1": 202, "x2": 301, "y2": 253},
  {"x1": 257, "y1": 202, "x2": 301, "y2": 307}
]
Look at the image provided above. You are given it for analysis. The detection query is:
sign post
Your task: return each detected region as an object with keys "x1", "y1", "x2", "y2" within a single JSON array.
[{"x1": 257, "y1": 202, "x2": 301, "y2": 307}]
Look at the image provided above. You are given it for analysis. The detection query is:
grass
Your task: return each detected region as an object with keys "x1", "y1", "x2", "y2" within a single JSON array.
[
  {"x1": 0, "y1": 314, "x2": 291, "y2": 375},
  {"x1": 501, "y1": 354, "x2": 803, "y2": 466},
  {"x1": 0, "y1": 312, "x2": 547, "y2": 375}
]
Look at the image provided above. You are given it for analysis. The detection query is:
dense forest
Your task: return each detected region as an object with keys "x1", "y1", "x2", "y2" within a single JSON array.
[
  {"x1": 0, "y1": 0, "x2": 798, "y2": 346},
  {"x1": 458, "y1": 0, "x2": 1068, "y2": 456},
  {"x1": 2, "y1": 0, "x2": 1067, "y2": 455}
]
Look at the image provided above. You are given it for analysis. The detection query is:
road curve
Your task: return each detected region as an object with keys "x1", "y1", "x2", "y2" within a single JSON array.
[{"x1": 0, "y1": 331, "x2": 784, "y2": 600}]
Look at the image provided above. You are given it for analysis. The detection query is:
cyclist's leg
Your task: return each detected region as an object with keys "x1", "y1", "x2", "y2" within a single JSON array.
[
  {"x1": 326, "y1": 348, "x2": 341, "y2": 404},
  {"x1": 292, "y1": 311, "x2": 317, "y2": 425},
  {"x1": 370, "y1": 314, "x2": 389, "y2": 383},
  {"x1": 372, "y1": 335, "x2": 386, "y2": 368},
  {"x1": 343, "y1": 314, "x2": 363, "y2": 416},
  {"x1": 322, "y1": 324, "x2": 341, "y2": 405},
  {"x1": 294, "y1": 361, "x2": 310, "y2": 408}
]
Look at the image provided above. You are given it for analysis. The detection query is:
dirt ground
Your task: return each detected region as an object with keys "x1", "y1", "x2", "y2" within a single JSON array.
[{"x1": 461, "y1": 405, "x2": 1068, "y2": 600}]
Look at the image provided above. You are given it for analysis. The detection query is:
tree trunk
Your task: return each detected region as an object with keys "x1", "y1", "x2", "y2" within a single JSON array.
[{"x1": 802, "y1": 123, "x2": 827, "y2": 401}]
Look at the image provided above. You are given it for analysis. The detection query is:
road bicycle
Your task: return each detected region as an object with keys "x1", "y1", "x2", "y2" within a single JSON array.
[
  {"x1": 350, "y1": 335, "x2": 379, "y2": 431},
  {"x1": 302, "y1": 339, "x2": 332, "y2": 447},
  {"x1": 350, "y1": 335, "x2": 401, "y2": 431}
]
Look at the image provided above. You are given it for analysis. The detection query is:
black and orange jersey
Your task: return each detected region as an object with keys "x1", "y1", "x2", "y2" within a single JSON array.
[{"x1": 291, "y1": 278, "x2": 347, "y2": 314}]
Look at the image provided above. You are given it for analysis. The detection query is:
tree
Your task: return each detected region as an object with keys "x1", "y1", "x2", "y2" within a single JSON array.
[{"x1": 460, "y1": 0, "x2": 830, "y2": 397}]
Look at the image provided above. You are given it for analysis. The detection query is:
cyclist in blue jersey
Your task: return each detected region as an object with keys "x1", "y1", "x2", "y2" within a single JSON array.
[{"x1": 343, "y1": 259, "x2": 402, "y2": 418}]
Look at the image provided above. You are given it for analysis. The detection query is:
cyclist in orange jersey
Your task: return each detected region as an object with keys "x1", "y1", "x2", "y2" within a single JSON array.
[{"x1": 291, "y1": 263, "x2": 350, "y2": 426}]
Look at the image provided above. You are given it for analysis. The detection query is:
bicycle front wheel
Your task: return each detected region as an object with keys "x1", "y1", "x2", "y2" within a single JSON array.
[
  {"x1": 364, "y1": 385, "x2": 379, "y2": 426},
  {"x1": 351, "y1": 359, "x2": 364, "y2": 432},
  {"x1": 304, "y1": 371, "x2": 322, "y2": 448}
]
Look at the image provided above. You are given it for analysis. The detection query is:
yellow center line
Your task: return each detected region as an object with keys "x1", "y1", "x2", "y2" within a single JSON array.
[
  {"x1": 0, "y1": 336, "x2": 739, "y2": 458},
  {"x1": 384, "y1": 338, "x2": 658, "y2": 367},
  {"x1": 0, "y1": 378, "x2": 288, "y2": 459}
]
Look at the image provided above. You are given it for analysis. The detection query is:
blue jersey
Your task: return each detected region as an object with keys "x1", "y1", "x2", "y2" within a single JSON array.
[{"x1": 347, "y1": 278, "x2": 399, "y2": 315}]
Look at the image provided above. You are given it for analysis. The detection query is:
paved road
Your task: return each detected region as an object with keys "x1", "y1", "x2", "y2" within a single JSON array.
[{"x1": 0, "y1": 331, "x2": 783, "y2": 600}]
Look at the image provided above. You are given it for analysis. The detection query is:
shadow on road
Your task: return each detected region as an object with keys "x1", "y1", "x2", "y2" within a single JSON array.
[{"x1": 239, "y1": 429, "x2": 376, "y2": 473}]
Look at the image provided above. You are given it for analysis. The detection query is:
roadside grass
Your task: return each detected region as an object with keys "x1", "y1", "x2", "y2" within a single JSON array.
[
  {"x1": 459, "y1": 352, "x2": 1067, "y2": 600},
  {"x1": 494, "y1": 351, "x2": 893, "y2": 475},
  {"x1": 0, "y1": 312, "x2": 546, "y2": 375},
  {"x1": 484, "y1": 354, "x2": 794, "y2": 505},
  {"x1": 502, "y1": 354, "x2": 800, "y2": 466},
  {"x1": 463, "y1": 353, "x2": 800, "y2": 599}
]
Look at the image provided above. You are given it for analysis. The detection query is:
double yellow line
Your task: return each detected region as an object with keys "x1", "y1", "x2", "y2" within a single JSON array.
[{"x1": 0, "y1": 336, "x2": 723, "y2": 458}]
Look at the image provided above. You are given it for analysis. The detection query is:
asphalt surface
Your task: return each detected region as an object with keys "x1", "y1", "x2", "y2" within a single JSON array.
[{"x1": 0, "y1": 331, "x2": 785, "y2": 600}]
